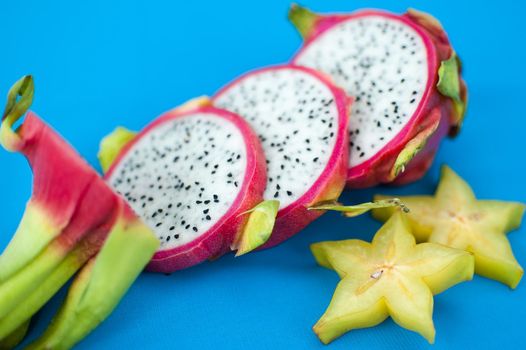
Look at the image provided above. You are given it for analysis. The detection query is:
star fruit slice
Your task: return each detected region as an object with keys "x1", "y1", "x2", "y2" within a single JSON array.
[
  {"x1": 311, "y1": 212, "x2": 474, "y2": 344},
  {"x1": 372, "y1": 165, "x2": 525, "y2": 288}
]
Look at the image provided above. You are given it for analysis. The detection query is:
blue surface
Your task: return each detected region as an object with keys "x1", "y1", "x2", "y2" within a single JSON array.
[{"x1": 1, "y1": 0, "x2": 525, "y2": 349}]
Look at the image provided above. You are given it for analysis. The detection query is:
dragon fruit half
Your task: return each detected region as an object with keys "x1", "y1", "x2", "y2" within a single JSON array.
[
  {"x1": 290, "y1": 5, "x2": 467, "y2": 188},
  {"x1": 104, "y1": 104, "x2": 268, "y2": 272},
  {"x1": 213, "y1": 64, "x2": 350, "y2": 249}
]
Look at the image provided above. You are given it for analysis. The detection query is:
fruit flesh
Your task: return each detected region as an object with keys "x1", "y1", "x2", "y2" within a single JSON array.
[
  {"x1": 104, "y1": 106, "x2": 267, "y2": 271},
  {"x1": 108, "y1": 112, "x2": 250, "y2": 250},
  {"x1": 289, "y1": 5, "x2": 468, "y2": 188},
  {"x1": 214, "y1": 65, "x2": 350, "y2": 248},
  {"x1": 214, "y1": 65, "x2": 347, "y2": 208},
  {"x1": 373, "y1": 165, "x2": 525, "y2": 288},
  {"x1": 311, "y1": 212, "x2": 474, "y2": 344},
  {"x1": 294, "y1": 14, "x2": 430, "y2": 167}
]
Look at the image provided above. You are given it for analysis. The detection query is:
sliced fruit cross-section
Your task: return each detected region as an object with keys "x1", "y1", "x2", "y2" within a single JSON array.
[
  {"x1": 102, "y1": 103, "x2": 268, "y2": 272},
  {"x1": 373, "y1": 165, "x2": 525, "y2": 288},
  {"x1": 290, "y1": 5, "x2": 468, "y2": 188},
  {"x1": 311, "y1": 212, "x2": 474, "y2": 344}
]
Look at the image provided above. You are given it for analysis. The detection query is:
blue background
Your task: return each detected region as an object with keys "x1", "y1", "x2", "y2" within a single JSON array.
[{"x1": 1, "y1": 0, "x2": 525, "y2": 349}]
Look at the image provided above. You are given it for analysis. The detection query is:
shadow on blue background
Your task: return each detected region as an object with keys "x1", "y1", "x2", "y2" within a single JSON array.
[{"x1": 1, "y1": 0, "x2": 525, "y2": 349}]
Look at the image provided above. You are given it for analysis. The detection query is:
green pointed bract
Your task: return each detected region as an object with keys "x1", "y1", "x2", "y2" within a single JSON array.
[
  {"x1": 437, "y1": 55, "x2": 461, "y2": 102},
  {"x1": 309, "y1": 198, "x2": 409, "y2": 218},
  {"x1": 0, "y1": 75, "x2": 34, "y2": 151},
  {"x1": 311, "y1": 212, "x2": 474, "y2": 344},
  {"x1": 0, "y1": 320, "x2": 29, "y2": 350},
  {"x1": 98, "y1": 126, "x2": 137, "y2": 173},
  {"x1": 390, "y1": 116, "x2": 439, "y2": 178},
  {"x1": 437, "y1": 54, "x2": 466, "y2": 120},
  {"x1": 27, "y1": 217, "x2": 159, "y2": 350},
  {"x1": 234, "y1": 200, "x2": 280, "y2": 256},
  {"x1": 373, "y1": 165, "x2": 525, "y2": 288},
  {"x1": 288, "y1": 3, "x2": 319, "y2": 39}
]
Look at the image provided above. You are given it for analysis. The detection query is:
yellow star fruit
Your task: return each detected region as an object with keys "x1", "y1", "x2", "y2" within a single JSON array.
[
  {"x1": 311, "y1": 212, "x2": 474, "y2": 344},
  {"x1": 373, "y1": 165, "x2": 525, "y2": 288}
]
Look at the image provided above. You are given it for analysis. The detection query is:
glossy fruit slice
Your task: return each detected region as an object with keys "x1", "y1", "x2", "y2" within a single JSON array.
[
  {"x1": 311, "y1": 212, "x2": 474, "y2": 344},
  {"x1": 373, "y1": 165, "x2": 525, "y2": 288}
]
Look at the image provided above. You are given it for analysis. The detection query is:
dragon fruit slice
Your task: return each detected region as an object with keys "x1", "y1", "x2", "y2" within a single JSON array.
[
  {"x1": 104, "y1": 105, "x2": 267, "y2": 272},
  {"x1": 290, "y1": 5, "x2": 467, "y2": 188},
  {"x1": 0, "y1": 76, "x2": 158, "y2": 347},
  {"x1": 213, "y1": 65, "x2": 350, "y2": 249}
]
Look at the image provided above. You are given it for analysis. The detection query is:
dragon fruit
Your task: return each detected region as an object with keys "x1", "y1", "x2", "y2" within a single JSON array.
[
  {"x1": 0, "y1": 76, "x2": 158, "y2": 348},
  {"x1": 289, "y1": 5, "x2": 467, "y2": 188},
  {"x1": 103, "y1": 104, "x2": 267, "y2": 272},
  {"x1": 213, "y1": 64, "x2": 350, "y2": 249}
]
